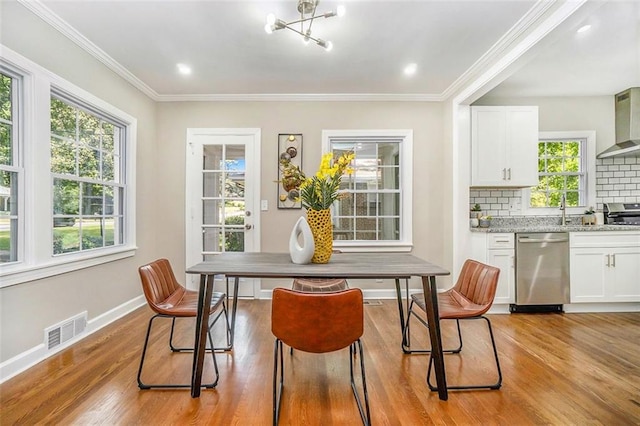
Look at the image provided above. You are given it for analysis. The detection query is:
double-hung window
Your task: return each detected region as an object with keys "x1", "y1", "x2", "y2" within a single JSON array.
[
  {"x1": 0, "y1": 69, "x2": 21, "y2": 264},
  {"x1": 323, "y1": 130, "x2": 412, "y2": 251},
  {"x1": 526, "y1": 131, "x2": 596, "y2": 213},
  {"x1": 50, "y1": 94, "x2": 125, "y2": 254},
  {"x1": 0, "y1": 46, "x2": 136, "y2": 287}
]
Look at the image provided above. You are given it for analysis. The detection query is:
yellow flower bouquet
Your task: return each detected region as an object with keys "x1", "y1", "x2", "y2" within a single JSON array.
[{"x1": 299, "y1": 152, "x2": 355, "y2": 210}]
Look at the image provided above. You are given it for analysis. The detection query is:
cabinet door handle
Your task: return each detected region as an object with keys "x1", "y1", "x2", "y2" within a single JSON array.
[
  {"x1": 606, "y1": 254, "x2": 610, "y2": 267},
  {"x1": 502, "y1": 168, "x2": 506, "y2": 180},
  {"x1": 507, "y1": 168, "x2": 512, "y2": 180},
  {"x1": 611, "y1": 254, "x2": 616, "y2": 267}
]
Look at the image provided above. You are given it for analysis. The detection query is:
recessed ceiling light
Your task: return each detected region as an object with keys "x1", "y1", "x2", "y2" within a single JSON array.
[
  {"x1": 404, "y1": 63, "x2": 417, "y2": 76},
  {"x1": 176, "y1": 63, "x2": 192, "y2": 76},
  {"x1": 577, "y1": 24, "x2": 591, "y2": 34}
]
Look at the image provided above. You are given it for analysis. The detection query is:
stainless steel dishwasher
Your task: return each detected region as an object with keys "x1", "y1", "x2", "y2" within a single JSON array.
[{"x1": 512, "y1": 232, "x2": 570, "y2": 313}]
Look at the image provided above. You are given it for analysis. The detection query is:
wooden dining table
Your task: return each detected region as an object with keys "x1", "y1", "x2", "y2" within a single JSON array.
[{"x1": 186, "y1": 252, "x2": 451, "y2": 400}]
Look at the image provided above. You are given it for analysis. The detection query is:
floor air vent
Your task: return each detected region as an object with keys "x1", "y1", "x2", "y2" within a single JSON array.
[{"x1": 45, "y1": 311, "x2": 88, "y2": 350}]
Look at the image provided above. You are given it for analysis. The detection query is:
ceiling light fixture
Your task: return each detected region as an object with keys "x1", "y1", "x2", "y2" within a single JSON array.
[
  {"x1": 577, "y1": 24, "x2": 592, "y2": 33},
  {"x1": 264, "y1": 0, "x2": 345, "y2": 51},
  {"x1": 404, "y1": 63, "x2": 418, "y2": 76},
  {"x1": 176, "y1": 63, "x2": 192, "y2": 75}
]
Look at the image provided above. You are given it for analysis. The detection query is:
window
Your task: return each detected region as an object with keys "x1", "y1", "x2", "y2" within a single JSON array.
[
  {"x1": 50, "y1": 94, "x2": 125, "y2": 255},
  {"x1": 0, "y1": 46, "x2": 136, "y2": 287},
  {"x1": 525, "y1": 131, "x2": 596, "y2": 214},
  {"x1": 0, "y1": 70, "x2": 20, "y2": 264},
  {"x1": 323, "y1": 130, "x2": 412, "y2": 251}
]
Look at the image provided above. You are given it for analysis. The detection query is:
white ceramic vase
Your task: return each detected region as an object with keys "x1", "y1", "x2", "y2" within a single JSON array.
[{"x1": 289, "y1": 216, "x2": 315, "y2": 264}]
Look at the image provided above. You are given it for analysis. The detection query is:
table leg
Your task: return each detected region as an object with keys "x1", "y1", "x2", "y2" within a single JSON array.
[
  {"x1": 229, "y1": 276, "x2": 240, "y2": 348},
  {"x1": 191, "y1": 273, "x2": 215, "y2": 397},
  {"x1": 394, "y1": 278, "x2": 406, "y2": 337},
  {"x1": 422, "y1": 275, "x2": 448, "y2": 401}
]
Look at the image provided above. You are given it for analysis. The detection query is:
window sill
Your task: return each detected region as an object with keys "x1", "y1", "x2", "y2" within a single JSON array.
[
  {"x1": 0, "y1": 246, "x2": 137, "y2": 288},
  {"x1": 333, "y1": 242, "x2": 413, "y2": 252}
]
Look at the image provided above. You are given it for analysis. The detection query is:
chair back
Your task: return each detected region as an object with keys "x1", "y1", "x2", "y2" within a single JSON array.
[
  {"x1": 271, "y1": 288, "x2": 363, "y2": 353},
  {"x1": 138, "y1": 259, "x2": 186, "y2": 314},
  {"x1": 453, "y1": 259, "x2": 500, "y2": 308}
]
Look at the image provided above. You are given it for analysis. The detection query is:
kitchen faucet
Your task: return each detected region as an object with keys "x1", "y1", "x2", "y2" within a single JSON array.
[{"x1": 559, "y1": 194, "x2": 566, "y2": 225}]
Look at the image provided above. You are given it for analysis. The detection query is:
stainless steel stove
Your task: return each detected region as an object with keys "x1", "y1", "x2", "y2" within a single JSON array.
[{"x1": 603, "y1": 202, "x2": 640, "y2": 225}]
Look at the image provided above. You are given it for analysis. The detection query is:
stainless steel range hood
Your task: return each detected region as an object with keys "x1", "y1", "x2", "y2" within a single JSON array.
[{"x1": 597, "y1": 87, "x2": 640, "y2": 159}]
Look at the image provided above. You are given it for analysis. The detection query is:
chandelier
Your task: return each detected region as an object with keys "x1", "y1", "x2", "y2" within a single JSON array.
[{"x1": 264, "y1": 0, "x2": 345, "y2": 51}]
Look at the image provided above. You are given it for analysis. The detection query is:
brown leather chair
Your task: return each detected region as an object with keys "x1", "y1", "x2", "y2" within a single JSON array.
[
  {"x1": 137, "y1": 258, "x2": 230, "y2": 389},
  {"x1": 402, "y1": 259, "x2": 502, "y2": 390},
  {"x1": 291, "y1": 277, "x2": 349, "y2": 292},
  {"x1": 271, "y1": 288, "x2": 370, "y2": 425}
]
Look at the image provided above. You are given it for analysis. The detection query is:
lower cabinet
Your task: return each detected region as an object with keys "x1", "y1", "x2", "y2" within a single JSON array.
[
  {"x1": 471, "y1": 233, "x2": 515, "y2": 304},
  {"x1": 570, "y1": 232, "x2": 640, "y2": 303}
]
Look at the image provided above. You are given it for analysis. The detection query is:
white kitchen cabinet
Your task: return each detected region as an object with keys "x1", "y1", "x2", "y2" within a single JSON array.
[
  {"x1": 470, "y1": 233, "x2": 515, "y2": 304},
  {"x1": 570, "y1": 232, "x2": 640, "y2": 303},
  {"x1": 471, "y1": 106, "x2": 538, "y2": 187}
]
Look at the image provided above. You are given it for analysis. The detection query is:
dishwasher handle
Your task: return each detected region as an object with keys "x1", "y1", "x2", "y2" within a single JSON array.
[{"x1": 517, "y1": 237, "x2": 569, "y2": 243}]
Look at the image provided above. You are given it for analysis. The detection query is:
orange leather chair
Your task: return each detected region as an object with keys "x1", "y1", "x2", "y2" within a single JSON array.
[
  {"x1": 137, "y1": 258, "x2": 230, "y2": 389},
  {"x1": 403, "y1": 259, "x2": 502, "y2": 390},
  {"x1": 271, "y1": 288, "x2": 370, "y2": 425}
]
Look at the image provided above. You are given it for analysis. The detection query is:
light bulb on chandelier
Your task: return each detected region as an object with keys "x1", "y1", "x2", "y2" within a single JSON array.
[{"x1": 264, "y1": 0, "x2": 344, "y2": 51}]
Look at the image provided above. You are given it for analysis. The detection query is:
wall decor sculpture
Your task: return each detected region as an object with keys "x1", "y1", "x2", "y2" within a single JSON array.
[{"x1": 277, "y1": 133, "x2": 303, "y2": 209}]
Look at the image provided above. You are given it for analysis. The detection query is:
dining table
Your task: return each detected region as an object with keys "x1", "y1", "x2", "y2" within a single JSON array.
[{"x1": 186, "y1": 252, "x2": 451, "y2": 400}]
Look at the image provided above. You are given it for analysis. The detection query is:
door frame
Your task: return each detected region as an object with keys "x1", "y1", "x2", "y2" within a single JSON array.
[{"x1": 185, "y1": 128, "x2": 262, "y2": 296}]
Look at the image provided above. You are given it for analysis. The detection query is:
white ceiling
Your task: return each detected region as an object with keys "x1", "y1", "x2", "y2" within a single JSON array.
[{"x1": 15, "y1": 0, "x2": 640, "y2": 100}]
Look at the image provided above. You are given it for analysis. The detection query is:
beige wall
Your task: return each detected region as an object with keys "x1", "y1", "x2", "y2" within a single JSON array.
[
  {"x1": 474, "y1": 95, "x2": 615, "y2": 153},
  {"x1": 1, "y1": 3, "x2": 159, "y2": 361},
  {"x1": 156, "y1": 101, "x2": 449, "y2": 290}
]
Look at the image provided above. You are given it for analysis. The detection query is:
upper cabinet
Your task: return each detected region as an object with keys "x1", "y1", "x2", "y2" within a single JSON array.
[{"x1": 471, "y1": 106, "x2": 539, "y2": 187}]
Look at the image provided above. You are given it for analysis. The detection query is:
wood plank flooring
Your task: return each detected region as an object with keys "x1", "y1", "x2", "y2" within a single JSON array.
[{"x1": 1, "y1": 300, "x2": 639, "y2": 425}]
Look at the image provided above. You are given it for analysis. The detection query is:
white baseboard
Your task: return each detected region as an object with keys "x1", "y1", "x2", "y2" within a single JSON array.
[
  {"x1": 563, "y1": 302, "x2": 640, "y2": 313},
  {"x1": 0, "y1": 295, "x2": 146, "y2": 384}
]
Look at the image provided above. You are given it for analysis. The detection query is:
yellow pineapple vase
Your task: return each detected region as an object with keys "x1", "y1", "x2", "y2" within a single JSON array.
[{"x1": 306, "y1": 208, "x2": 333, "y2": 264}]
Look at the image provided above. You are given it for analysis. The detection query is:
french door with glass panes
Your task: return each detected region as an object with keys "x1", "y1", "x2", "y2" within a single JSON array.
[{"x1": 185, "y1": 128, "x2": 261, "y2": 296}]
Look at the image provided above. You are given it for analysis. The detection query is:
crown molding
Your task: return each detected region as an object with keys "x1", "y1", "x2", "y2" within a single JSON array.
[
  {"x1": 441, "y1": 0, "x2": 560, "y2": 101},
  {"x1": 155, "y1": 93, "x2": 443, "y2": 102},
  {"x1": 17, "y1": 0, "x2": 160, "y2": 101}
]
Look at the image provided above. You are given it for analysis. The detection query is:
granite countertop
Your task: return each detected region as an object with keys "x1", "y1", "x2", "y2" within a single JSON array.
[
  {"x1": 469, "y1": 215, "x2": 640, "y2": 233},
  {"x1": 470, "y1": 224, "x2": 640, "y2": 233}
]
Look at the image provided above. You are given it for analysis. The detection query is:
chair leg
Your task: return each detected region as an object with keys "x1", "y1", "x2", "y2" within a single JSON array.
[
  {"x1": 350, "y1": 340, "x2": 371, "y2": 426},
  {"x1": 138, "y1": 313, "x2": 220, "y2": 389},
  {"x1": 273, "y1": 339, "x2": 284, "y2": 426},
  {"x1": 402, "y1": 302, "x2": 463, "y2": 354},
  {"x1": 168, "y1": 303, "x2": 231, "y2": 353},
  {"x1": 426, "y1": 316, "x2": 502, "y2": 391}
]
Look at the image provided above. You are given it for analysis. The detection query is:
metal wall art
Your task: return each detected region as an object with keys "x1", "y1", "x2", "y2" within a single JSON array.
[{"x1": 278, "y1": 133, "x2": 303, "y2": 209}]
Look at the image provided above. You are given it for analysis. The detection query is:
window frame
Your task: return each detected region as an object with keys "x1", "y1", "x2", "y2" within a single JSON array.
[
  {"x1": 522, "y1": 131, "x2": 596, "y2": 216},
  {"x1": 0, "y1": 46, "x2": 137, "y2": 288},
  {"x1": 322, "y1": 129, "x2": 413, "y2": 252},
  {"x1": 0, "y1": 65, "x2": 24, "y2": 265}
]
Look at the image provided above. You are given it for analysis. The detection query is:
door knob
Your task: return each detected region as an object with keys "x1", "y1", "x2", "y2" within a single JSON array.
[{"x1": 245, "y1": 224, "x2": 252, "y2": 230}]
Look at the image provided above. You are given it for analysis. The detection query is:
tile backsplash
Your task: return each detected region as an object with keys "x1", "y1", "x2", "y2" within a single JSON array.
[{"x1": 470, "y1": 157, "x2": 640, "y2": 217}]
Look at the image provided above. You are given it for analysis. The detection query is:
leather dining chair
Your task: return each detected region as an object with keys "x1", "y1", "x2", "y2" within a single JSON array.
[
  {"x1": 291, "y1": 277, "x2": 349, "y2": 292},
  {"x1": 402, "y1": 259, "x2": 503, "y2": 391},
  {"x1": 271, "y1": 288, "x2": 371, "y2": 425},
  {"x1": 137, "y1": 258, "x2": 230, "y2": 389}
]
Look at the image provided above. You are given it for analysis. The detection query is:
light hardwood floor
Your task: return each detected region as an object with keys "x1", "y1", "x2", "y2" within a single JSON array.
[{"x1": 1, "y1": 300, "x2": 639, "y2": 425}]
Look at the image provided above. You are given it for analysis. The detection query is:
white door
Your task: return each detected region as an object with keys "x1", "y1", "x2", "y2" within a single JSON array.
[{"x1": 186, "y1": 128, "x2": 261, "y2": 297}]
